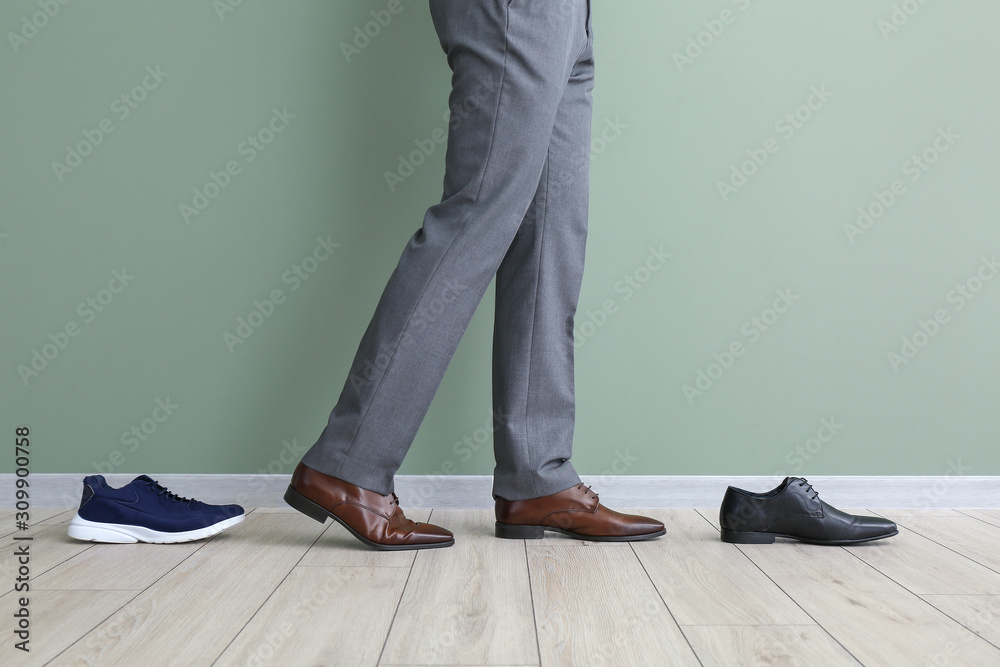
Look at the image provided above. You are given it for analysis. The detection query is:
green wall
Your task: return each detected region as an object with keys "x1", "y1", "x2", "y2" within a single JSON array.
[{"x1": 3, "y1": 1, "x2": 998, "y2": 478}]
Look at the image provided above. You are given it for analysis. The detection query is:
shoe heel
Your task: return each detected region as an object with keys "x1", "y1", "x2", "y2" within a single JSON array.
[
  {"x1": 495, "y1": 521, "x2": 546, "y2": 539},
  {"x1": 283, "y1": 485, "x2": 329, "y2": 524},
  {"x1": 721, "y1": 528, "x2": 776, "y2": 544}
]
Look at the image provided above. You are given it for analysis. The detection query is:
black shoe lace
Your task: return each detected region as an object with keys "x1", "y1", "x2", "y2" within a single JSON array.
[
  {"x1": 146, "y1": 479, "x2": 195, "y2": 505},
  {"x1": 796, "y1": 478, "x2": 820, "y2": 501}
]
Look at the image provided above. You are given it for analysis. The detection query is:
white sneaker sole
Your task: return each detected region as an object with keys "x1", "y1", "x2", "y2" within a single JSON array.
[{"x1": 67, "y1": 513, "x2": 244, "y2": 544}]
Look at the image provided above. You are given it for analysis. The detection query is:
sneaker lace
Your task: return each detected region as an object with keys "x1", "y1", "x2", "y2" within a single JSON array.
[
  {"x1": 146, "y1": 479, "x2": 195, "y2": 505},
  {"x1": 796, "y1": 478, "x2": 820, "y2": 501}
]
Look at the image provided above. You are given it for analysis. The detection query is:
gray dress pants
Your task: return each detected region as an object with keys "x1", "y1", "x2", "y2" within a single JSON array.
[{"x1": 302, "y1": 0, "x2": 594, "y2": 501}]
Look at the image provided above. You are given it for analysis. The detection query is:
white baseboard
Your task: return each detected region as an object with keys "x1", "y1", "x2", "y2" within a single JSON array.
[{"x1": 1, "y1": 474, "x2": 997, "y2": 509}]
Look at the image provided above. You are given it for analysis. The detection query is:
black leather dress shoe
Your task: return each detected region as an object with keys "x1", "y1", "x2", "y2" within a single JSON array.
[{"x1": 719, "y1": 477, "x2": 897, "y2": 545}]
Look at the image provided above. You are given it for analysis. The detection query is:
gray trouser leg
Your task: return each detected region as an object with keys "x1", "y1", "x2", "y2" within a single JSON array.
[
  {"x1": 491, "y1": 14, "x2": 595, "y2": 500},
  {"x1": 302, "y1": 0, "x2": 594, "y2": 498}
]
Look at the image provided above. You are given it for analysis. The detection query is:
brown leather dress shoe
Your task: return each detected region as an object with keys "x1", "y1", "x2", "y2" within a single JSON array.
[
  {"x1": 495, "y1": 482, "x2": 665, "y2": 542},
  {"x1": 284, "y1": 462, "x2": 454, "y2": 550}
]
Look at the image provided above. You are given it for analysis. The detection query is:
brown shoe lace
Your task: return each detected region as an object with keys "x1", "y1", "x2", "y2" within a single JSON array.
[
  {"x1": 390, "y1": 491, "x2": 418, "y2": 524},
  {"x1": 577, "y1": 483, "x2": 599, "y2": 500}
]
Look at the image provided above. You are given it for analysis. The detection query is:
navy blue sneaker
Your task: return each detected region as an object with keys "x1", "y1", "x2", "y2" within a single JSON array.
[{"x1": 67, "y1": 475, "x2": 245, "y2": 543}]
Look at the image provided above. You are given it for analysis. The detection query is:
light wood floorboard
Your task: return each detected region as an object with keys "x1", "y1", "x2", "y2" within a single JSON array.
[
  {"x1": 1, "y1": 509, "x2": 998, "y2": 666},
  {"x1": 959, "y1": 509, "x2": 1000, "y2": 528},
  {"x1": 527, "y1": 542, "x2": 700, "y2": 666},
  {"x1": 883, "y1": 513, "x2": 1000, "y2": 572},
  {"x1": 632, "y1": 510, "x2": 811, "y2": 625},
  {"x1": 216, "y1": 566, "x2": 410, "y2": 666},
  {"x1": 2, "y1": 589, "x2": 139, "y2": 667},
  {"x1": 735, "y1": 539, "x2": 1000, "y2": 664},
  {"x1": 380, "y1": 509, "x2": 537, "y2": 666},
  {"x1": 844, "y1": 522, "x2": 1000, "y2": 595},
  {"x1": 33, "y1": 541, "x2": 202, "y2": 591},
  {"x1": 920, "y1": 594, "x2": 1000, "y2": 648},
  {"x1": 47, "y1": 511, "x2": 327, "y2": 665},
  {"x1": 872, "y1": 508, "x2": 963, "y2": 517},
  {"x1": 0, "y1": 523, "x2": 93, "y2": 595},
  {"x1": 0, "y1": 508, "x2": 75, "y2": 538},
  {"x1": 682, "y1": 625, "x2": 857, "y2": 666}
]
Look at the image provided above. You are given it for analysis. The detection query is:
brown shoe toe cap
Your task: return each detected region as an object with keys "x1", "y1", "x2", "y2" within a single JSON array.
[
  {"x1": 622, "y1": 514, "x2": 666, "y2": 536},
  {"x1": 408, "y1": 522, "x2": 454, "y2": 544}
]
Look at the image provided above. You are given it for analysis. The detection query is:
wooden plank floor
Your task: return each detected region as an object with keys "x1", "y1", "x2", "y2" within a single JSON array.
[{"x1": 2, "y1": 509, "x2": 999, "y2": 666}]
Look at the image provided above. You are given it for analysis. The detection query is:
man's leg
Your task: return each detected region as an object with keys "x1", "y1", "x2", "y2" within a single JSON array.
[
  {"x1": 300, "y1": 0, "x2": 595, "y2": 495},
  {"x1": 491, "y1": 12, "x2": 595, "y2": 501}
]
